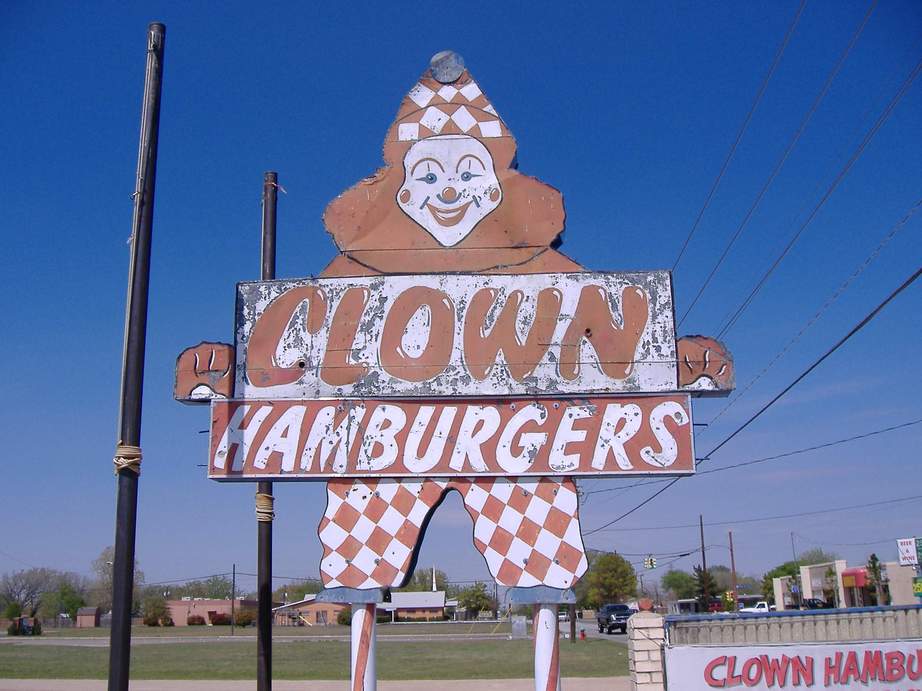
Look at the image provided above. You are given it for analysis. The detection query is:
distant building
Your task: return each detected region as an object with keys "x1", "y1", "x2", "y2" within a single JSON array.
[
  {"x1": 75, "y1": 607, "x2": 101, "y2": 628},
  {"x1": 773, "y1": 560, "x2": 917, "y2": 609},
  {"x1": 272, "y1": 596, "x2": 347, "y2": 626},
  {"x1": 167, "y1": 598, "x2": 259, "y2": 626},
  {"x1": 380, "y1": 591, "x2": 448, "y2": 621}
]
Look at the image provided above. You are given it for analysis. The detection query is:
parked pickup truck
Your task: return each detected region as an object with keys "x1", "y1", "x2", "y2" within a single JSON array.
[
  {"x1": 738, "y1": 601, "x2": 773, "y2": 614},
  {"x1": 597, "y1": 603, "x2": 636, "y2": 634}
]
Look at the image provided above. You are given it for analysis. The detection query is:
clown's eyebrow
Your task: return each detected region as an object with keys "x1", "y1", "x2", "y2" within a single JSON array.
[
  {"x1": 455, "y1": 154, "x2": 486, "y2": 172},
  {"x1": 411, "y1": 157, "x2": 445, "y2": 175}
]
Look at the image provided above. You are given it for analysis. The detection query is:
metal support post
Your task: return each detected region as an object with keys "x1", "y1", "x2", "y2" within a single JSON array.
[
  {"x1": 351, "y1": 603, "x2": 377, "y2": 691},
  {"x1": 256, "y1": 171, "x2": 278, "y2": 691},
  {"x1": 108, "y1": 22, "x2": 165, "y2": 691},
  {"x1": 534, "y1": 604, "x2": 561, "y2": 691}
]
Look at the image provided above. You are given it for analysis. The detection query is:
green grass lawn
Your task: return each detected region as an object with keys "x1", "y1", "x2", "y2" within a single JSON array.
[
  {"x1": 0, "y1": 639, "x2": 627, "y2": 679},
  {"x1": 41, "y1": 622, "x2": 511, "y2": 638}
]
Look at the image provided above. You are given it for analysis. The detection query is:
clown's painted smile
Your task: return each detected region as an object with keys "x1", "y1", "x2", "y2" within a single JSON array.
[
  {"x1": 397, "y1": 134, "x2": 503, "y2": 246},
  {"x1": 425, "y1": 199, "x2": 474, "y2": 226}
]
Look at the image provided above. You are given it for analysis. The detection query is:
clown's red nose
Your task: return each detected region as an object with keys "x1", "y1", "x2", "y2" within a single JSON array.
[{"x1": 441, "y1": 187, "x2": 458, "y2": 203}]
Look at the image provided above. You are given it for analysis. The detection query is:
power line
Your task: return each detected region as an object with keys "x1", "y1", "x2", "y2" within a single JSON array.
[
  {"x1": 715, "y1": 55, "x2": 922, "y2": 338},
  {"x1": 793, "y1": 532, "x2": 901, "y2": 548},
  {"x1": 583, "y1": 416, "x2": 922, "y2": 497},
  {"x1": 706, "y1": 196, "x2": 922, "y2": 427},
  {"x1": 583, "y1": 266, "x2": 922, "y2": 536},
  {"x1": 671, "y1": 0, "x2": 807, "y2": 272},
  {"x1": 697, "y1": 417, "x2": 922, "y2": 476},
  {"x1": 677, "y1": 0, "x2": 878, "y2": 327},
  {"x1": 146, "y1": 572, "x2": 232, "y2": 586},
  {"x1": 592, "y1": 494, "x2": 922, "y2": 534}
]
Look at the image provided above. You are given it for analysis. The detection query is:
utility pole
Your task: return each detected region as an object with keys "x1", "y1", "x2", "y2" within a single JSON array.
[
  {"x1": 729, "y1": 531, "x2": 738, "y2": 609},
  {"x1": 699, "y1": 514, "x2": 707, "y2": 573},
  {"x1": 231, "y1": 563, "x2": 236, "y2": 637},
  {"x1": 256, "y1": 172, "x2": 279, "y2": 691},
  {"x1": 791, "y1": 532, "x2": 801, "y2": 609},
  {"x1": 108, "y1": 22, "x2": 165, "y2": 691}
]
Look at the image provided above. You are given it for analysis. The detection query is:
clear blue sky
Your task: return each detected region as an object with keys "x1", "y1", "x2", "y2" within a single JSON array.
[{"x1": 1, "y1": 1, "x2": 920, "y2": 594}]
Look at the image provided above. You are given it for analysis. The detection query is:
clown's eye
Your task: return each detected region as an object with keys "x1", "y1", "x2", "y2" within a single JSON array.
[
  {"x1": 416, "y1": 173, "x2": 438, "y2": 184},
  {"x1": 460, "y1": 172, "x2": 481, "y2": 182}
]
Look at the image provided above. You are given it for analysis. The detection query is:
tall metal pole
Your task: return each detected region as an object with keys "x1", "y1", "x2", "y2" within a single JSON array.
[
  {"x1": 729, "y1": 531, "x2": 738, "y2": 609},
  {"x1": 256, "y1": 171, "x2": 278, "y2": 691},
  {"x1": 231, "y1": 563, "x2": 236, "y2": 637},
  {"x1": 791, "y1": 532, "x2": 801, "y2": 609},
  {"x1": 108, "y1": 22, "x2": 165, "y2": 691},
  {"x1": 699, "y1": 514, "x2": 707, "y2": 573}
]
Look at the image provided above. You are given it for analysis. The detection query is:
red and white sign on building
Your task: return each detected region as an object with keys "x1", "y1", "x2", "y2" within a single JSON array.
[{"x1": 175, "y1": 50, "x2": 735, "y2": 690}]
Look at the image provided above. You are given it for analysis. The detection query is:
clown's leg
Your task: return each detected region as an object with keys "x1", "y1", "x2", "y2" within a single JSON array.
[
  {"x1": 452, "y1": 476, "x2": 588, "y2": 589},
  {"x1": 317, "y1": 477, "x2": 447, "y2": 589}
]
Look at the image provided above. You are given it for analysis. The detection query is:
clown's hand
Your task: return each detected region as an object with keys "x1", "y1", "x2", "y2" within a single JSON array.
[
  {"x1": 677, "y1": 336, "x2": 734, "y2": 395},
  {"x1": 174, "y1": 342, "x2": 235, "y2": 403}
]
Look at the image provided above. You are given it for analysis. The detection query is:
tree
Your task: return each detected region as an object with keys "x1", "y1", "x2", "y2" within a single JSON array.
[
  {"x1": 709, "y1": 565, "x2": 732, "y2": 593},
  {"x1": 661, "y1": 569, "x2": 697, "y2": 600},
  {"x1": 867, "y1": 553, "x2": 887, "y2": 606},
  {"x1": 761, "y1": 561, "x2": 799, "y2": 602},
  {"x1": 693, "y1": 565, "x2": 717, "y2": 612},
  {"x1": 398, "y1": 568, "x2": 448, "y2": 593},
  {"x1": 797, "y1": 548, "x2": 838, "y2": 566},
  {"x1": 174, "y1": 575, "x2": 234, "y2": 600},
  {"x1": 141, "y1": 594, "x2": 169, "y2": 626},
  {"x1": 582, "y1": 552, "x2": 637, "y2": 609},
  {"x1": 457, "y1": 583, "x2": 493, "y2": 618},
  {"x1": 272, "y1": 578, "x2": 324, "y2": 603},
  {"x1": 89, "y1": 546, "x2": 144, "y2": 613},
  {"x1": 39, "y1": 575, "x2": 88, "y2": 620},
  {"x1": 0, "y1": 568, "x2": 57, "y2": 616}
]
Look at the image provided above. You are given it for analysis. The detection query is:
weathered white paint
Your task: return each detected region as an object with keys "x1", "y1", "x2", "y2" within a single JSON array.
[
  {"x1": 534, "y1": 604, "x2": 561, "y2": 691},
  {"x1": 234, "y1": 271, "x2": 677, "y2": 399}
]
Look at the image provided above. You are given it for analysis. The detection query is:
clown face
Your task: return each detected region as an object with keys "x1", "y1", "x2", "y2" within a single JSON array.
[{"x1": 397, "y1": 134, "x2": 503, "y2": 247}]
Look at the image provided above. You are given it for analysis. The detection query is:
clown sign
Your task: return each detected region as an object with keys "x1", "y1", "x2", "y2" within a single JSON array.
[{"x1": 174, "y1": 49, "x2": 735, "y2": 691}]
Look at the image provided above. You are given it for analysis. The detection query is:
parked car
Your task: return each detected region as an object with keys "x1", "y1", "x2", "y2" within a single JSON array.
[
  {"x1": 738, "y1": 601, "x2": 773, "y2": 614},
  {"x1": 801, "y1": 598, "x2": 834, "y2": 610},
  {"x1": 596, "y1": 603, "x2": 636, "y2": 634}
]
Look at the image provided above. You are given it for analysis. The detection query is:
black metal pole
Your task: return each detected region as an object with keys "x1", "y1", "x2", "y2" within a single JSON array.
[
  {"x1": 257, "y1": 171, "x2": 278, "y2": 691},
  {"x1": 231, "y1": 563, "x2": 236, "y2": 637},
  {"x1": 108, "y1": 22, "x2": 165, "y2": 691}
]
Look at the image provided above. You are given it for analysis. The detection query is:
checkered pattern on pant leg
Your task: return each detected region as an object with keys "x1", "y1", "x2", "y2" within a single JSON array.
[
  {"x1": 452, "y1": 476, "x2": 588, "y2": 589},
  {"x1": 318, "y1": 477, "x2": 447, "y2": 589}
]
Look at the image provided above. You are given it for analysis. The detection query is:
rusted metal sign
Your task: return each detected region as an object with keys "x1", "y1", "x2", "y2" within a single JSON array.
[
  {"x1": 208, "y1": 394, "x2": 694, "y2": 480},
  {"x1": 235, "y1": 271, "x2": 677, "y2": 399}
]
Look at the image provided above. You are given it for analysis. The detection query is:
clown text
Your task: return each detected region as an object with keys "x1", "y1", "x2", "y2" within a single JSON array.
[{"x1": 235, "y1": 271, "x2": 677, "y2": 399}]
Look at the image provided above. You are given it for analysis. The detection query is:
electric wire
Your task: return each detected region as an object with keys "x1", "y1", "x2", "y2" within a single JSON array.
[
  {"x1": 671, "y1": 0, "x2": 808, "y2": 272},
  {"x1": 591, "y1": 494, "x2": 922, "y2": 534},
  {"x1": 706, "y1": 196, "x2": 922, "y2": 427},
  {"x1": 583, "y1": 266, "x2": 922, "y2": 536},
  {"x1": 715, "y1": 55, "x2": 922, "y2": 338},
  {"x1": 677, "y1": 0, "x2": 878, "y2": 327},
  {"x1": 583, "y1": 416, "x2": 922, "y2": 496}
]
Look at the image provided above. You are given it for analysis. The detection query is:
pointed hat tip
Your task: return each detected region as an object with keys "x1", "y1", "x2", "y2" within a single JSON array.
[{"x1": 430, "y1": 51, "x2": 465, "y2": 84}]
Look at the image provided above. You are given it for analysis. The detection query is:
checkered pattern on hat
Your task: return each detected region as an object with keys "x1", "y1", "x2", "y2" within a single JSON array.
[
  {"x1": 318, "y1": 476, "x2": 587, "y2": 590},
  {"x1": 392, "y1": 77, "x2": 508, "y2": 142}
]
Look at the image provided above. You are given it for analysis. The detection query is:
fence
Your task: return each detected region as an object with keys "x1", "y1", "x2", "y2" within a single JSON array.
[{"x1": 627, "y1": 604, "x2": 922, "y2": 691}]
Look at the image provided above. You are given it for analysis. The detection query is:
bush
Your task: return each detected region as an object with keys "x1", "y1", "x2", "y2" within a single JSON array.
[
  {"x1": 235, "y1": 608, "x2": 255, "y2": 627},
  {"x1": 209, "y1": 612, "x2": 231, "y2": 625},
  {"x1": 162, "y1": 616, "x2": 174, "y2": 627},
  {"x1": 143, "y1": 614, "x2": 160, "y2": 627},
  {"x1": 187, "y1": 615, "x2": 206, "y2": 626},
  {"x1": 337, "y1": 607, "x2": 352, "y2": 626},
  {"x1": 6, "y1": 622, "x2": 17, "y2": 636}
]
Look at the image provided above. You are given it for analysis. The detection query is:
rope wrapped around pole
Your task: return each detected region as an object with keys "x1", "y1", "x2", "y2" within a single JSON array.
[
  {"x1": 113, "y1": 444, "x2": 142, "y2": 476},
  {"x1": 255, "y1": 492, "x2": 275, "y2": 522}
]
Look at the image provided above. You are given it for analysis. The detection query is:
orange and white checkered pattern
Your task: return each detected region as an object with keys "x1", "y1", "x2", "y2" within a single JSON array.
[
  {"x1": 391, "y1": 77, "x2": 509, "y2": 142},
  {"x1": 318, "y1": 476, "x2": 588, "y2": 590}
]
